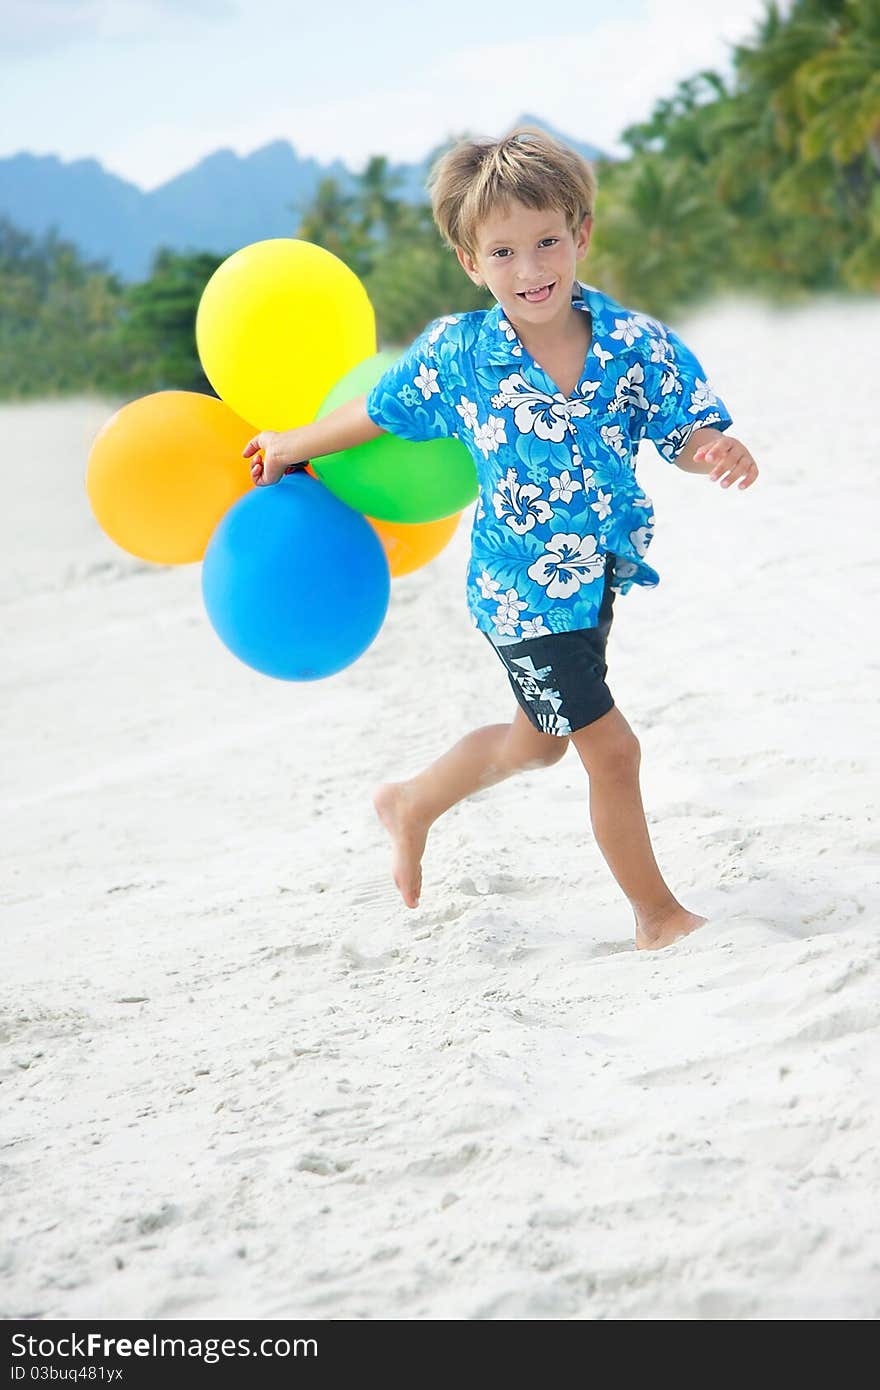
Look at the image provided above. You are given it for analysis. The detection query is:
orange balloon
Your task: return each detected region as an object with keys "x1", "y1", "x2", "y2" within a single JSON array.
[
  {"x1": 86, "y1": 391, "x2": 257, "y2": 564},
  {"x1": 366, "y1": 511, "x2": 462, "y2": 578}
]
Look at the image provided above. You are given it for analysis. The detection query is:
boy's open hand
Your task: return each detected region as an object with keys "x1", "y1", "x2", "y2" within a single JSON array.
[
  {"x1": 693, "y1": 435, "x2": 759, "y2": 490},
  {"x1": 242, "y1": 431, "x2": 308, "y2": 487}
]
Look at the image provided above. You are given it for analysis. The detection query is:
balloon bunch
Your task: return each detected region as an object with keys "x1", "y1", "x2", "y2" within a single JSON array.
[{"x1": 86, "y1": 239, "x2": 477, "y2": 680}]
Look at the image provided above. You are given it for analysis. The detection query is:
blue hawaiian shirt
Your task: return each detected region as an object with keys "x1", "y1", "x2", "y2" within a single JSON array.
[{"x1": 365, "y1": 280, "x2": 732, "y2": 643}]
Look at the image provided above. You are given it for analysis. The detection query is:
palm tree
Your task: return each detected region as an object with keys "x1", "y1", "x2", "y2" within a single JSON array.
[
  {"x1": 365, "y1": 234, "x2": 491, "y2": 344},
  {"x1": 356, "y1": 155, "x2": 406, "y2": 242},
  {"x1": 586, "y1": 154, "x2": 735, "y2": 315},
  {"x1": 621, "y1": 70, "x2": 730, "y2": 165},
  {"x1": 795, "y1": 9, "x2": 880, "y2": 168},
  {"x1": 295, "y1": 176, "x2": 371, "y2": 275},
  {"x1": 707, "y1": 0, "x2": 874, "y2": 289}
]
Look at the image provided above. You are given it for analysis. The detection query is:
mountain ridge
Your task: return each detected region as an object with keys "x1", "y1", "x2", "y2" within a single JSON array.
[{"x1": 0, "y1": 116, "x2": 611, "y2": 281}]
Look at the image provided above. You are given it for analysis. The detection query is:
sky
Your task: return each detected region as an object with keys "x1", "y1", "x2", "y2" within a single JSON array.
[{"x1": 2, "y1": 0, "x2": 781, "y2": 190}]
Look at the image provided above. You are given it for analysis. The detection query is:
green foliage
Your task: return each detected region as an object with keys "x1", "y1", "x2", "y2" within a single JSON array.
[
  {"x1": 294, "y1": 176, "x2": 372, "y2": 277},
  {"x1": 0, "y1": 220, "x2": 124, "y2": 397},
  {"x1": 0, "y1": 226, "x2": 223, "y2": 400},
  {"x1": 364, "y1": 236, "x2": 492, "y2": 344},
  {"x1": 606, "y1": 0, "x2": 880, "y2": 312},
  {"x1": 107, "y1": 247, "x2": 224, "y2": 396},
  {"x1": 585, "y1": 156, "x2": 735, "y2": 319},
  {"x1": 1, "y1": 0, "x2": 876, "y2": 400}
]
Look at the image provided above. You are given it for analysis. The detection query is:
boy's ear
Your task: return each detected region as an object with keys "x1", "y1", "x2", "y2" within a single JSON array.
[
  {"x1": 576, "y1": 215, "x2": 593, "y2": 260},
  {"x1": 455, "y1": 244, "x2": 483, "y2": 287}
]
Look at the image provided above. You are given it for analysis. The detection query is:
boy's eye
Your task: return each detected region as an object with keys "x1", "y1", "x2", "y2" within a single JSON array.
[{"x1": 491, "y1": 238, "x2": 558, "y2": 259}]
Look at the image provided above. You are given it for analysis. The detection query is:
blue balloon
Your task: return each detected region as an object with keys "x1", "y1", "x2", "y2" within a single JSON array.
[{"x1": 202, "y1": 472, "x2": 390, "y2": 680}]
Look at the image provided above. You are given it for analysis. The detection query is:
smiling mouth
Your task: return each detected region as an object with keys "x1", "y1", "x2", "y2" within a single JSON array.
[{"x1": 517, "y1": 282, "x2": 555, "y2": 303}]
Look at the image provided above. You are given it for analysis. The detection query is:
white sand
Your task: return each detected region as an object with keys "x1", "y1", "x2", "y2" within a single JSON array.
[{"x1": 1, "y1": 295, "x2": 879, "y2": 1321}]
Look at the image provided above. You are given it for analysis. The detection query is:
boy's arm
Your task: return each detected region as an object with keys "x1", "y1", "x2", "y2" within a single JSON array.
[
  {"x1": 674, "y1": 426, "x2": 759, "y2": 490},
  {"x1": 672, "y1": 426, "x2": 726, "y2": 473},
  {"x1": 289, "y1": 394, "x2": 384, "y2": 457},
  {"x1": 243, "y1": 394, "x2": 384, "y2": 486}
]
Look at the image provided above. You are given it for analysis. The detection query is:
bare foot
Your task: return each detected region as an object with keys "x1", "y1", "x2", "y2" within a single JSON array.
[
  {"x1": 635, "y1": 904, "x2": 708, "y2": 951},
  {"x1": 372, "y1": 782, "x2": 431, "y2": 909}
]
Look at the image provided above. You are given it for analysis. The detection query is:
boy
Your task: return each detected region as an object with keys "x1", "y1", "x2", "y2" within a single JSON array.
[{"x1": 243, "y1": 126, "x2": 759, "y2": 950}]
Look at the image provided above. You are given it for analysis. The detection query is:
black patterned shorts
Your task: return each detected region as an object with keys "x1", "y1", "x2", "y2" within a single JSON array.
[{"x1": 482, "y1": 558, "x2": 616, "y2": 737}]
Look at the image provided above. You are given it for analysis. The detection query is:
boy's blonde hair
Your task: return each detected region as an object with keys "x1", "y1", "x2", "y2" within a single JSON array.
[{"x1": 428, "y1": 124, "x2": 598, "y2": 260}]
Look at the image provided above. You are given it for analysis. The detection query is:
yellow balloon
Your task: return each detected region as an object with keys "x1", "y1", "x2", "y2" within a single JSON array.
[
  {"x1": 195, "y1": 239, "x2": 376, "y2": 431},
  {"x1": 366, "y1": 511, "x2": 462, "y2": 578},
  {"x1": 86, "y1": 391, "x2": 256, "y2": 565}
]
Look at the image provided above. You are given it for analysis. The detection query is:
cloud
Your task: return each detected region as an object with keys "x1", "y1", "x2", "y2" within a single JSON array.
[
  {"x1": 4, "y1": 0, "x2": 236, "y2": 55},
  {"x1": 173, "y1": 0, "x2": 778, "y2": 187},
  {"x1": 2, "y1": 0, "x2": 795, "y2": 189},
  {"x1": 432, "y1": 0, "x2": 780, "y2": 156}
]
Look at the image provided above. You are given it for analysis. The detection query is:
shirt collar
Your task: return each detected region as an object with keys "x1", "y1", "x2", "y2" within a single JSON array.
[{"x1": 474, "y1": 280, "x2": 619, "y2": 368}]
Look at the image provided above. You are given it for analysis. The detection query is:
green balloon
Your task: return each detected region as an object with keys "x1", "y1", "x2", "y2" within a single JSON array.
[{"x1": 313, "y1": 352, "x2": 478, "y2": 523}]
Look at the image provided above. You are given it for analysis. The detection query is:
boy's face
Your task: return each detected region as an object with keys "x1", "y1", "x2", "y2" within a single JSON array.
[{"x1": 455, "y1": 201, "x2": 592, "y2": 329}]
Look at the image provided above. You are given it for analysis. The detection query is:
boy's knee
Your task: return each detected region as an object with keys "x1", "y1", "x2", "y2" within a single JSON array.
[
  {"x1": 529, "y1": 736, "x2": 570, "y2": 768},
  {"x1": 536, "y1": 739, "x2": 569, "y2": 772},
  {"x1": 574, "y1": 721, "x2": 640, "y2": 775},
  {"x1": 504, "y1": 728, "x2": 569, "y2": 771}
]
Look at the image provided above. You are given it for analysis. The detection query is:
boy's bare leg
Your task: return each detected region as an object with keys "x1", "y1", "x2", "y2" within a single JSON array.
[
  {"x1": 569, "y1": 706, "x2": 706, "y2": 950},
  {"x1": 373, "y1": 707, "x2": 567, "y2": 909}
]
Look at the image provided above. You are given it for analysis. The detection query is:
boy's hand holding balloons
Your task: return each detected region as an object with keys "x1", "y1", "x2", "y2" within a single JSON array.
[{"x1": 243, "y1": 429, "x2": 308, "y2": 486}]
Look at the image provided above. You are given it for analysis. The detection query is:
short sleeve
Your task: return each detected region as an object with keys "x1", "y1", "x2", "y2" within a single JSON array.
[
  {"x1": 365, "y1": 321, "x2": 459, "y2": 443},
  {"x1": 639, "y1": 325, "x2": 733, "y2": 463}
]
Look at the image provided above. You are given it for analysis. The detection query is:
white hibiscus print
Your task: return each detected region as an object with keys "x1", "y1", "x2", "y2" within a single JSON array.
[
  {"x1": 427, "y1": 315, "x2": 459, "y2": 344},
  {"x1": 592, "y1": 343, "x2": 613, "y2": 370},
  {"x1": 608, "y1": 362, "x2": 654, "y2": 415},
  {"x1": 491, "y1": 373, "x2": 576, "y2": 442},
  {"x1": 548, "y1": 469, "x2": 584, "y2": 503},
  {"x1": 649, "y1": 337, "x2": 674, "y2": 364},
  {"x1": 658, "y1": 422, "x2": 696, "y2": 458},
  {"x1": 573, "y1": 380, "x2": 602, "y2": 409},
  {"x1": 570, "y1": 442, "x2": 596, "y2": 488},
  {"x1": 456, "y1": 395, "x2": 478, "y2": 431},
  {"x1": 474, "y1": 415, "x2": 508, "y2": 457},
  {"x1": 660, "y1": 368, "x2": 680, "y2": 396},
  {"x1": 527, "y1": 533, "x2": 605, "y2": 599},
  {"x1": 630, "y1": 524, "x2": 655, "y2": 558},
  {"x1": 414, "y1": 364, "x2": 439, "y2": 400},
  {"x1": 600, "y1": 423, "x2": 627, "y2": 456},
  {"x1": 519, "y1": 616, "x2": 552, "y2": 639},
  {"x1": 689, "y1": 379, "x2": 718, "y2": 413},
  {"x1": 610, "y1": 316, "x2": 644, "y2": 347},
  {"x1": 493, "y1": 467, "x2": 553, "y2": 534},
  {"x1": 591, "y1": 489, "x2": 613, "y2": 522},
  {"x1": 494, "y1": 588, "x2": 527, "y2": 636},
  {"x1": 630, "y1": 311, "x2": 665, "y2": 336},
  {"x1": 497, "y1": 318, "x2": 523, "y2": 356},
  {"x1": 477, "y1": 570, "x2": 502, "y2": 600}
]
